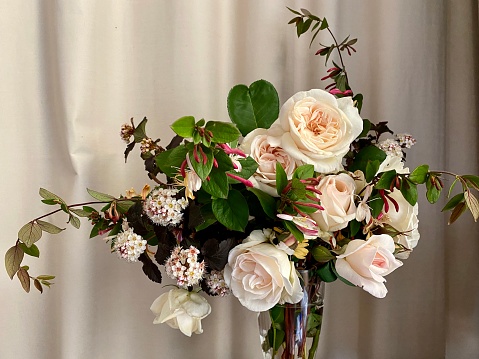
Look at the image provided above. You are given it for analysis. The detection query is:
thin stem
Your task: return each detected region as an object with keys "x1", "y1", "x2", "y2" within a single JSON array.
[{"x1": 326, "y1": 27, "x2": 350, "y2": 88}]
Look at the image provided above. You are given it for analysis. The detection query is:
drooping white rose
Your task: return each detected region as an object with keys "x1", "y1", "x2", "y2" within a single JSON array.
[
  {"x1": 310, "y1": 173, "x2": 357, "y2": 232},
  {"x1": 275, "y1": 89, "x2": 363, "y2": 173},
  {"x1": 380, "y1": 189, "x2": 420, "y2": 259},
  {"x1": 150, "y1": 288, "x2": 211, "y2": 336},
  {"x1": 377, "y1": 155, "x2": 409, "y2": 174},
  {"x1": 224, "y1": 229, "x2": 303, "y2": 312},
  {"x1": 241, "y1": 128, "x2": 302, "y2": 197},
  {"x1": 335, "y1": 234, "x2": 403, "y2": 298}
]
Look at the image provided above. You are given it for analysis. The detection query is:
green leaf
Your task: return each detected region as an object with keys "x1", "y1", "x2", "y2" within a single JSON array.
[
  {"x1": 358, "y1": 118, "x2": 370, "y2": 137},
  {"x1": 227, "y1": 79, "x2": 279, "y2": 136},
  {"x1": 37, "y1": 275, "x2": 55, "y2": 280},
  {"x1": 201, "y1": 167, "x2": 229, "y2": 199},
  {"x1": 5, "y1": 245, "x2": 24, "y2": 279},
  {"x1": 39, "y1": 188, "x2": 65, "y2": 203},
  {"x1": 319, "y1": 17, "x2": 329, "y2": 30},
  {"x1": 70, "y1": 208, "x2": 91, "y2": 217},
  {"x1": 211, "y1": 190, "x2": 249, "y2": 231},
  {"x1": 311, "y1": 246, "x2": 335, "y2": 263},
  {"x1": 400, "y1": 179, "x2": 418, "y2": 206},
  {"x1": 19, "y1": 243, "x2": 40, "y2": 258},
  {"x1": 375, "y1": 170, "x2": 397, "y2": 190},
  {"x1": 316, "y1": 261, "x2": 337, "y2": 282},
  {"x1": 133, "y1": 117, "x2": 148, "y2": 143},
  {"x1": 442, "y1": 192, "x2": 465, "y2": 212},
  {"x1": 349, "y1": 146, "x2": 387, "y2": 175},
  {"x1": 18, "y1": 222, "x2": 42, "y2": 247},
  {"x1": 188, "y1": 145, "x2": 214, "y2": 181},
  {"x1": 369, "y1": 194, "x2": 384, "y2": 218},
  {"x1": 349, "y1": 219, "x2": 361, "y2": 236},
  {"x1": 267, "y1": 328, "x2": 285, "y2": 352},
  {"x1": 17, "y1": 267, "x2": 30, "y2": 293},
  {"x1": 283, "y1": 220, "x2": 304, "y2": 242},
  {"x1": 204, "y1": 121, "x2": 241, "y2": 144},
  {"x1": 116, "y1": 200, "x2": 136, "y2": 214},
  {"x1": 463, "y1": 175, "x2": 479, "y2": 191},
  {"x1": 69, "y1": 215, "x2": 81, "y2": 229},
  {"x1": 248, "y1": 188, "x2": 277, "y2": 219},
  {"x1": 426, "y1": 176, "x2": 442, "y2": 204},
  {"x1": 233, "y1": 156, "x2": 258, "y2": 180},
  {"x1": 37, "y1": 220, "x2": 65, "y2": 234},
  {"x1": 292, "y1": 164, "x2": 315, "y2": 180},
  {"x1": 86, "y1": 188, "x2": 115, "y2": 202},
  {"x1": 155, "y1": 145, "x2": 188, "y2": 177},
  {"x1": 269, "y1": 305, "x2": 285, "y2": 324},
  {"x1": 365, "y1": 160, "x2": 380, "y2": 183},
  {"x1": 276, "y1": 162, "x2": 288, "y2": 196},
  {"x1": 171, "y1": 116, "x2": 195, "y2": 138},
  {"x1": 290, "y1": 178, "x2": 306, "y2": 200},
  {"x1": 409, "y1": 165, "x2": 429, "y2": 184}
]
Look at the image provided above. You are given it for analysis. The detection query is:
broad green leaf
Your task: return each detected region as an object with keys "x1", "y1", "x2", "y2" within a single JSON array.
[
  {"x1": 70, "y1": 208, "x2": 91, "y2": 217},
  {"x1": 375, "y1": 170, "x2": 397, "y2": 190},
  {"x1": 37, "y1": 220, "x2": 65, "y2": 234},
  {"x1": 316, "y1": 261, "x2": 337, "y2": 282},
  {"x1": 365, "y1": 160, "x2": 380, "y2": 182},
  {"x1": 290, "y1": 178, "x2": 306, "y2": 200},
  {"x1": 426, "y1": 176, "x2": 442, "y2": 204},
  {"x1": 227, "y1": 80, "x2": 279, "y2": 136},
  {"x1": 283, "y1": 220, "x2": 304, "y2": 242},
  {"x1": 19, "y1": 243, "x2": 40, "y2": 258},
  {"x1": 269, "y1": 305, "x2": 285, "y2": 324},
  {"x1": 464, "y1": 191, "x2": 479, "y2": 222},
  {"x1": 188, "y1": 145, "x2": 214, "y2": 181},
  {"x1": 267, "y1": 328, "x2": 285, "y2": 352},
  {"x1": 248, "y1": 188, "x2": 277, "y2": 219},
  {"x1": 292, "y1": 164, "x2": 315, "y2": 180},
  {"x1": 463, "y1": 175, "x2": 479, "y2": 191},
  {"x1": 17, "y1": 267, "x2": 30, "y2": 293},
  {"x1": 133, "y1": 117, "x2": 148, "y2": 143},
  {"x1": 311, "y1": 246, "x2": 335, "y2": 263},
  {"x1": 170, "y1": 116, "x2": 195, "y2": 138},
  {"x1": 201, "y1": 167, "x2": 229, "y2": 199},
  {"x1": 116, "y1": 200, "x2": 136, "y2": 214},
  {"x1": 5, "y1": 245, "x2": 24, "y2": 279},
  {"x1": 213, "y1": 149, "x2": 235, "y2": 172},
  {"x1": 369, "y1": 194, "x2": 384, "y2": 218},
  {"x1": 442, "y1": 193, "x2": 464, "y2": 212},
  {"x1": 276, "y1": 162, "x2": 288, "y2": 195},
  {"x1": 400, "y1": 179, "x2": 418, "y2": 206},
  {"x1": 349, "y1": 146, "x2": 386, "y2": 175},
  {"x1": 409, "y1": 165, "x2": 429, "y2": 184},
  {"x1": 204, "y1": 121, "x2": 241, "y2": 144},
  {"x1": 86, "y1": 188, "x2": 115, "y2": 202},
  {"x1": 349, "y1": 219, "x2": 361, "y2": 236},
  {"x1": 18, "y1": 222, "x2": 42, "y2": 247},
  {"x1": 233, "y1": 156, "x2": 258, "y2": 180},
  {"x1": 69, "y1": 215, "x2": 81, "y2": 229},
  {"x1": 155, "y1": 145, "x2": 188, "y2": 177},
  {"x1": 320, "y1": 17, "x2": 329, "y2": 30},
  {"x1": 211, "y1": 189, "x2": 249, "y2": 231},
  {"x1": 358, "y1": 118, "x2": 370, "y2": 137}
]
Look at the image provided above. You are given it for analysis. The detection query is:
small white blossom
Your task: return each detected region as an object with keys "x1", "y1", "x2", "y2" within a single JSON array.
[
  {"x1": 140, "y1": 138, "x2": 155, "y2": 154},
  {"x1": 120, "y1": 123, "x2": 134, "y2": 143},
  {"x1": 165, "y1": 246, "x2": 205, "y2": 288},
  {"x1": 113, "y1": 223, "x2": 147, "y2": 262},
  {"x1": 143, "y1": 187, "x2": 189, "y2": 226},
  {"x1": 205, "y1": 270, "x2": 231, "y2": 297},
  {"x1": 395, "y1": 133, "x2": 416, "y2": 149},
  {"x1": 377, "y1": 139, "x2": 403, "y2": 158}
]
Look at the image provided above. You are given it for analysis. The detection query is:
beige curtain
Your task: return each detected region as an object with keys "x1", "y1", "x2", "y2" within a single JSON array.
[{"x1": 1, "y1": 1, "x2": 478, "y2": 358}]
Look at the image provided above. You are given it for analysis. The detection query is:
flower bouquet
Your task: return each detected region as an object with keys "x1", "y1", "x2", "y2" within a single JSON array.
[{"x1": 6, "y1": 7, "x2": 479, "y2": 359}]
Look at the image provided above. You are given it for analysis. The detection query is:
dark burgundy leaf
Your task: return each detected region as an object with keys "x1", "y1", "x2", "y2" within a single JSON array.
[
  {"x1": 139, "y1": 253, "x2": 162, "y2": 284},
  {"x1": 166, "y1": 134, "x2": 183, "y2": 150},
  {"x1": 202, "y1": 237, "x2": 236, "y2": 271},
  {"x1": 124, "y1": 141, "x2": 135, "y2": 163}
]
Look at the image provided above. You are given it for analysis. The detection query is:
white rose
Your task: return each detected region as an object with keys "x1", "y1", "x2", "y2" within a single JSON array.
[
  {"x1": 310, "y1": 173, "x2": 357, "y2": 232},
  {"x1": 335, "y1": 234, "x2": 403, "y2": 298},
  {"x1": 377, "y1": 155, "x2": 410, "y2": 174},
  {"x1": 381, "y1": 190, "x2": 420, "y2": 259},
  {"x1": 150, "y1": 288, "x2": 211, "y2": 336},
  {"x1": 241, "y1": 128, "x2": 302, "y2": 197},
  {"x1": 276, "y1": 89, "x2": 363, "y2": 173},
  {"x1": 224, "y1": 229, "x2": 303, "y2": 312}
]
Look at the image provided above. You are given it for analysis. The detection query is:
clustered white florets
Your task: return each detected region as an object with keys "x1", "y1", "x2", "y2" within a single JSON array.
[
  {"x1": 377, "y1": 138, "x2": 404, "y2": 158},
  {"x1": 165, "y1": 246, "x2": 205, "y2": 288},
  {"x1": 120, "y1": 123, "x2": 134, "y2": 143},
  {"x1": 395, "y1": 133, "x2": 416, "y2": 149},
  {"x1": 143, "y1": 187, "x2": 188, "y2": 226},
  {"x1": 114, "y1": 226, "x2": 147, "y2": 262},
  {"x1": 205, "y1": 270, "x2": 231, "y2": 297},
  {"x1": 140, "y1": 138, "x2": 155, "y2": 154}
]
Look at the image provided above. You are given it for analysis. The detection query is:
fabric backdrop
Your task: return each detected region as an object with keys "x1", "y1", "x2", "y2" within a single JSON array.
[{"x1": 1, "y1": 1, "x2": 478, "y2": 358}]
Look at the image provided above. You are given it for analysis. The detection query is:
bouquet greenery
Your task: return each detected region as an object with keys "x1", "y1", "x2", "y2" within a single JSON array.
[{"x1": 6, "y1": 7, "x2": 479, "y2": 359}]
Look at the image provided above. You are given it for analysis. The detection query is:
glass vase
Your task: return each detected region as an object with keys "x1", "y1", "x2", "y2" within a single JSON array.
[{"x1": 258, "y1": 270, "x2": 325, "y2": 359}]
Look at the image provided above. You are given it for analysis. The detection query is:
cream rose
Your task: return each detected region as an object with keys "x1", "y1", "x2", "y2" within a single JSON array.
[
  {"x1": 380, "y1": 189, "x2": 420, "y2": 259},
  {"x1": 310, "y1": 173, "x2": 357, "y2": 232},
  {"x1": 335, "y1": 234, "x2": 403, "y2": 298},
  {"x1": 224, "y1": 229, "x2": 303, "y2": 312},
  {"x1": 276, "y1": 89, "x2": 363, "y2": 173},
  {"x1": 241, "y1": 128, "x2": 302, "y2": 197},
  {"x1": 377, "y1": 155, "x2": 410, "y2": 174},
  {"x1": 150, "y1": 288, "x2": 211, "y2": 336}
]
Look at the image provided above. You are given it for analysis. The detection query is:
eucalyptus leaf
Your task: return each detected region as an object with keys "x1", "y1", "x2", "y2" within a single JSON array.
[
  {"x1": 37, "y1": 220, "x2": 65, "y2": 234},
  {"x1": 86, "y1": 188, "x2": 115, "y2": 202},
  {"x1": 69, "y1": 215, "x2": 81, "y2": 229},
  {"x1": 17, "y1": 267, "x2": 30, "y2": 293},
  {"x1": 5, "y1": 245, "x2": 24, "y2": 279},
  {"x1": 18, "y1": 222, "x2": 42, "y2": 247}
]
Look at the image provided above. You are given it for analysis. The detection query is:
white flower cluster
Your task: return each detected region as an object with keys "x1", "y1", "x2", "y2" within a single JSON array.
[
  {"x1": 120, "y1": 123, "x2": 134, "y2": 143},
  {"x1": 165, "y1": 246, "x2": 205, "y2": 288},
  {"x1": 205, "y1": 270, "x2": 231, "y2": 297},
  {"x1": 377, "y1": 138, "x2": 403, "y2": 158},
  {"x1": 140, "y1": 137, "x2": 155, "y2": 154},
  {"x1": 395, "y1": 133, "x2": 416, "y2": 148},
  {"x1": 143, "y1": 187, "x2": 188, "y2": 226},
  {"x1": 114, "y1": 227, "x2": 147, "y2": 262}
]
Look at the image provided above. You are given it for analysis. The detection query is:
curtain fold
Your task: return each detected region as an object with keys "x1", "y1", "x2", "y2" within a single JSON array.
[{"x1": 1, "y1": 1, "x2": 478, "y2": 358}]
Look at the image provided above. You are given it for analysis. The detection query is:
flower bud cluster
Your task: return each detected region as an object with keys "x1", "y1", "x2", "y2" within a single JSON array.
[
  {"x1": 377, "y1": 138, "x2": 403, "y2": 158},
  {"x1": 114, "y1": 227, "x2": 147, "y2": 262},
  {"x1": 140, "y1": 138, "x2": 155, "y2": 154},
  {"x1": 395, "y1": 133, "x2": 416, "y2": 149},
  {"x1": 120, "y1": 123, "x2": 134, "y2": 143},
  {"x1": 205, "y1": 270, "x2": 231, "y2": 297},
  {"x1": 143, "y1": 187, "x2": 188, "y2": 226},
  {"x1": 165, "y1": 246, "x2": 205, "y2": 288}
]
